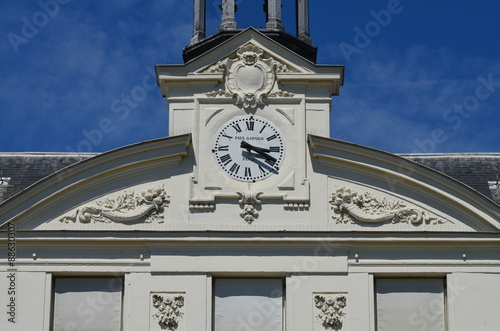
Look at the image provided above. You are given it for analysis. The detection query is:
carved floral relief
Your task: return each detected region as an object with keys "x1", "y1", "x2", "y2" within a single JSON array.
[
  {"x1": 203, "y1": 43, "x2": 294, "y2": 108},
  {"x1": 57, "y1": 186, "x2": 169, "y2": 224},
  {"x1": 151, "y1": 293, "x2": 185, "y2": 330},
  {"x1": 314, "y1": 294, "x2": 347, "y2": 330},
  {"x1": 330, "y1": 187, "x2": 449, "y2": 225}
]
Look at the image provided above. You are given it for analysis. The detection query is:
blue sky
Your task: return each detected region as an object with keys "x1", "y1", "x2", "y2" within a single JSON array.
[{"x1": 0, "y1": 0, "x2": 499, "y2": 153}]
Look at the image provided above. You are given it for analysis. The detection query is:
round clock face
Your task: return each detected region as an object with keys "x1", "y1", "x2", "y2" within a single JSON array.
[{"x1": 213, "y1": 116, "x2": 285, "y2": 182}]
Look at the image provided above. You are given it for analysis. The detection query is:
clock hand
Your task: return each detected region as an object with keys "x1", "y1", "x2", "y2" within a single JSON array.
[
  {"x1": 240, "y1": 141, "x2": 270, "y2": 153},
  {"x1": 240, "y1": 141, "x2": 277, "y2": 162}
]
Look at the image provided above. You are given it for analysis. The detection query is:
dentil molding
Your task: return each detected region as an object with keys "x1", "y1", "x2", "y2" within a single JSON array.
[{"x1": 203, "y1": 43, "x2": 294, "y2": 108}]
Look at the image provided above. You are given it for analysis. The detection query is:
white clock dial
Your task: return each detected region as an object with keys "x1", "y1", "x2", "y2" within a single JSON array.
[{"x1": 213, "y1": 116, "x2": 285, "y2": 182}]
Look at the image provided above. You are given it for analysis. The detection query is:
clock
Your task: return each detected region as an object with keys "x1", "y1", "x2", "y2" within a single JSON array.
[{"x1": 213, "y1": 116, "x2": 285, "y2": 182}]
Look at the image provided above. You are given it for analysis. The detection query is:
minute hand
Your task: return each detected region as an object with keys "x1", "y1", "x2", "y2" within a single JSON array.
[{"x1": 240, "y1": 141, "x2": 277, "y2": 162}]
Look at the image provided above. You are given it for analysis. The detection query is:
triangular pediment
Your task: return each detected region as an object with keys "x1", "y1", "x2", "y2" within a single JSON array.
[
  {"x1": 184, "y1": 28, "x2": 317, "y2": 73},
  {"x1": 156, "y1": 28, "x2": 344, "y2": 100}
]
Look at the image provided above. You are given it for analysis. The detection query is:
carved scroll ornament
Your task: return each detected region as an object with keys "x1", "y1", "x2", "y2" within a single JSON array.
[
  {"x1": 314, "y1": 294, "x2": 347, "y2": 330},
  {"x1": 204, "y1": 43, "x2": 293, "y2": 108},
  {"x1": 238, "y1": 191, "x2": 263, "y2": 224},
  {"x1": 152, "y1": 293, "x2": 184, "y2": 330},
  {"x1": 330, "y1": 187, "x2": 448, "y2": 225},
  {"x1": 58, "y1": 186, "x2": 169, "y2": 224}
]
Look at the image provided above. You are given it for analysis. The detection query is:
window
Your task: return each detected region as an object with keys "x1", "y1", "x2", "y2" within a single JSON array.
[
  {"x1": 52, "y1": 277, "x2": 123, "y2": 331},
  {"x1": 214, "y1": 278, "x2": 284, "y2": 331},
  {"x1": 375, "y1": 278, "x2": 446, "y2": 331}
]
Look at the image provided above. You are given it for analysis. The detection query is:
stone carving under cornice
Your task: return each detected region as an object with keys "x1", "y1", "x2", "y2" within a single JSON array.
[
  {"x1": 58, "y1": 186, "x2": 169, "y2": 224},
  {"x1": 189, "y1": 201, "x2": 215, "y2": 210},
  {"x1": 314, "y1": 294, "x2": 347, "y2": 330},
  {"x1": 151, "y1": 293, "x2": 184, "y2": 330},
  {"x1": 330, "y1": 187, "x2": 449, "y2": 225},
  {"x1": 284, "y1": 201, "x2": 310, "y2": 210},
  {"x1": 203, "y1": 43, "x2": 293, "y2": 108},
  {"x1": 238, "y1": 191, "x2": 263, "y2": 223}
]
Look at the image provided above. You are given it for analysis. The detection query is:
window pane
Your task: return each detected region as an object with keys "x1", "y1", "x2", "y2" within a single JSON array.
[
  {"x1": 376, "y1": 278, "x2": 445, "y2": 331},
  {"x1": 215, "y1": 278, "x2": 283, "y2": 331},
  {"x1": 53, "y1": 277, "x2": 123, "y2": 331}
]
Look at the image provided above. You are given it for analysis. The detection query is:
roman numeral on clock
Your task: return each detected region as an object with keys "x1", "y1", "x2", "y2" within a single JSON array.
[
  {"x1": 229, "y1": 163, "x2": 240, "y2": 174},
  {"x1": 220, "y1": 154, "x2": 232, "y2": 165},
  {"x1": 246, "y1": 120, "x2": 255, "y2": 131},
  {"x1": 232, "y1": 123, "x2": 242, "y2": 133},
  {"x1": 244, "y1": 167, "x2": 252, "y2": 177},
  {"x1": 269, "y1": 146, "x2": 280, "y2": 153},
  {"x1": 218, "y1": 145, "x2": 229, "y2": 151},
  {"x1": 266, "y1": 134, "x2": 277, "y2": 141},
  {"x1": 265, "y1": 158, "x2": 277, "y2": 167}
]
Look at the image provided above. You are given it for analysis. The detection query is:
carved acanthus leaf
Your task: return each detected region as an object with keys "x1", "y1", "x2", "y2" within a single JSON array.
[
  {"x1": 314, "y1": 294, "x2": 347, "y2": 330},
  {"x1": 205, "y1": 89, "x2": 233, "y2": 97},
  {"x1": 203, "y1": 59, "x2": 227, "y2": 73},
  {"x1": 330, "y1": 187, "x2": 449, "y2": 225},
  {"x1": 58, "y1": 186, "x2": 169, "y2": 224},
  {"x1": 152, "y1": 293, "x2": 184, "y2": 330},
  {"x1": 268, "y1": 90, "x2": 295, "y2": 97}
]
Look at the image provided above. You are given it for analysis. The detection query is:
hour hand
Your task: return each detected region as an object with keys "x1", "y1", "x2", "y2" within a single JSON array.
[
  {"x1": 240, "y1": 141, "x2": 276, "y2": 162},
  {"x1": 241, "y1": 141, "x2": 270, "y2": 153}
]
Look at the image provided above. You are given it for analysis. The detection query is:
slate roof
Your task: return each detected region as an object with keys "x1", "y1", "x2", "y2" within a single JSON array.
[
  {"x1": 0, "y1": 152, "x2": 499, "y2": 205},
  {"x1": 0, "y1": 153, "x2": 97, "y2": 204},
  {"x1": 401, "y1": 153, "x2": 500, "y2": 205}
]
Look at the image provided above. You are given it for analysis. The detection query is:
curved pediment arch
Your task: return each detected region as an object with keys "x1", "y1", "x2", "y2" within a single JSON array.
[{"x1": 0, "y1": 135, "x2": 191, "y2": 231}]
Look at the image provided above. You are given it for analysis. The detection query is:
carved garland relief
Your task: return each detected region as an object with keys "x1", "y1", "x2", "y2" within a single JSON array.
[
  {"x1": 151, "y1": 293, "x2": 185, "y2": 330},
  {"x1": 57, "y1": 186, "x2": 169, "y2": 224},
  {"x1": 314, "y1": 294, "x2": 347, "y2": 330},
  {"x1": 330, "y1": 186, "x2": 449, "y2": 225},
  {"x1": 203, "y1": 43, "x2": 294, "y2": 108}
]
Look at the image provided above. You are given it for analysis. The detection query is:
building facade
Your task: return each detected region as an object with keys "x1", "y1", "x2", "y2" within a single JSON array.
[{"x1": 1, "y1": 1, "x2": 500, "y2": 330}]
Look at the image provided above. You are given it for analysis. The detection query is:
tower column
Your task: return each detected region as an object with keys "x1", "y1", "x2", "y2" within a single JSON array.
[
  {"x1": 220, "y1": 0, "x2": 237, "y2": 30},
  {"x1": 191, "y1": 0, "x2": 206, "y2": 44},
  {"x1": 266, "y1": 0, "x2": 283, "y2": 30},
  {"x1": 297, "y1": 0, "x2": 311, "y2": 43}
]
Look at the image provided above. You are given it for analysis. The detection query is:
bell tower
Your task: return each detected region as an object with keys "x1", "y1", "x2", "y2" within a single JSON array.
[{"x1": 184, "y1": 0, "x2": 317, "y2": 63}]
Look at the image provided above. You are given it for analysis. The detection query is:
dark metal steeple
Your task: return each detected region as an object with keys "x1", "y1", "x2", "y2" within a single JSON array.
[{"x1": 183, "y1": 0, "x2": 317, "y2": 63}]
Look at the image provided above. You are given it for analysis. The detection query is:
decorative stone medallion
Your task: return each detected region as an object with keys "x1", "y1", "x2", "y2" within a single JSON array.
[{"x1": 203, "y1": 43, "x2": 293, "y2": 108}]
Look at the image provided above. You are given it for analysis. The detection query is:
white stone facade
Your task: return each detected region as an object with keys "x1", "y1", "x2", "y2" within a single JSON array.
[{"x1": 1, "y1": 29, "x2": 499, "y2": 331}]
